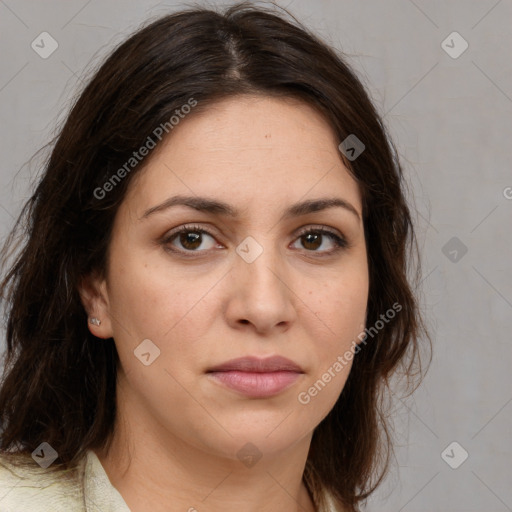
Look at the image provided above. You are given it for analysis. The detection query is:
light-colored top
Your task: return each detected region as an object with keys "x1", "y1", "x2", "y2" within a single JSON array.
[
  {"x1": 0, "y1": 450, "x2": 339, "y2": 511},
  {"x1": 0, "y1": 449, "x2": 130, "y2": 511}
]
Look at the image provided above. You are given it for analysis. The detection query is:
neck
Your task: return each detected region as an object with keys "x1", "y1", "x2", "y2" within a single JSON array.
[{"x1": 94, "y1": 375, "x2": 318, "y2": 512}]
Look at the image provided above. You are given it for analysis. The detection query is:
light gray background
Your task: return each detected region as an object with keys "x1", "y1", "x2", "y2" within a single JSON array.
[{"x1": 1, "y1": 1, "x2": 511, "y2": 511}]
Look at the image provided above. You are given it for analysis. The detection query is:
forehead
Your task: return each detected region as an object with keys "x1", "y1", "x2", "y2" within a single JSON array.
[
  {"x1": 125, "y1": 94, "x2": 362, "y2": 219},
  {"x1": 174, "y1": 94, "x2": 340, "y2": 158}
]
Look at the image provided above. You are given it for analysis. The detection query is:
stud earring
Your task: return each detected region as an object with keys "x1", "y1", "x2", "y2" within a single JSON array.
[{"x1": 89, "y1": 317, "x2": 101, "y2": 326}]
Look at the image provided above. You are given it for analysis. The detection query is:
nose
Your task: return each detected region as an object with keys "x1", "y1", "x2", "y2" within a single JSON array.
[{"x1": 224, "y1": 237, "x2": 297, "y2": 335}]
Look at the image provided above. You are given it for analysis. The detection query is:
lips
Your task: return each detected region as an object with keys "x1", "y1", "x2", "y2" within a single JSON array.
[
  {"x1": 207, "y1": 355, "x2": 304, "y2": 373},
  {"x1": 206, "y1": 356, "x2": 304, "y2": 398}
]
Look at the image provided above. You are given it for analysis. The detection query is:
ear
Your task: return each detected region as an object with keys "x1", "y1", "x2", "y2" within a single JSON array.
[{"x1": 77, "y1": 270, "x2": 114, "y2": 340}]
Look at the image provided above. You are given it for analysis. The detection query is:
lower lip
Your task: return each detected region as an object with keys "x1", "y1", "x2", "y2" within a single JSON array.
[{"x1": 208, "y1": 370, "x2": 302, "y2": 397}]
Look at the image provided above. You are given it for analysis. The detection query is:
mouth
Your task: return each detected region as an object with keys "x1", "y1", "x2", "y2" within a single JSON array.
[{"x1": 206, "y1": 356, "x2": 304, "y2": 398}]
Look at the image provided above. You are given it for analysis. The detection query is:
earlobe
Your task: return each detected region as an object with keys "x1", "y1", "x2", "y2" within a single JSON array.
[{"x1": 77, "y1": 272, "x2": 114, "y2": 339}]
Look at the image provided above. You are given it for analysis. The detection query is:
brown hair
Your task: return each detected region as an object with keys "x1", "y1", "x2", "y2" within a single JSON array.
[{"x1": 0, "y1": 2, "x2": 430, "y2": 510}]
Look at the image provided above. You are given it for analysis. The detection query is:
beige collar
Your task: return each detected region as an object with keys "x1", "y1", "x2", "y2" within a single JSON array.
[{"x1": 83, "y1": 450, "x2": 131, "y2": 511}]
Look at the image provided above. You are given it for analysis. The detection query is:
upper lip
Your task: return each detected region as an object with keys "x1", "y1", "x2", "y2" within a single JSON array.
[{"x1": 207, "y1": 356, "x2": 304, "y2": 373}]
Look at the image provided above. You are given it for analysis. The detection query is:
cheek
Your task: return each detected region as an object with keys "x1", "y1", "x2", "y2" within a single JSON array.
[
  {"x1": 299, "y1": 272, "x2": 368, "y2": 406},
  {"x1": 313, "y1": 273, "x2": 368, "y2": 345},
  {"x1": 106, "y1": 249, "x2": 190, "y2": 334},
  {"x1": 106, "y1": 251, "x2": 223, "y2": 377}
]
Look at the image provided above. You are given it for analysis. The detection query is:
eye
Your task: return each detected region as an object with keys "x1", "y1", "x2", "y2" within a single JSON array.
[
  {"x1": 162, "y1": 224, "x2": 219, "y2": 254},
  {"x1": 291, "y1": 226, "x2": 349, "y2": 255},
  {"x1": 161, "y1": 224, "x2": 349, "y2": 257}
]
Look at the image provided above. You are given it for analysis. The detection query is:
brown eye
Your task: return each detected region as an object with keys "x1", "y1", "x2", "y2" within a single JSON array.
[
  {"x1": 162, "y1": 224, "x2": 349, "y2": 258},
  {"x1": 162, "y1": 225, "x2": 219, "y2": 254},
  {"x1": 292, "y1": 227, "x2": 349, "y2": 255},
  {"x1": 177, "y1": 231, "x2": 203, "y2": 251},
  {"x1": 301, "y1": 232, "x2": 322, "y2": 251}
]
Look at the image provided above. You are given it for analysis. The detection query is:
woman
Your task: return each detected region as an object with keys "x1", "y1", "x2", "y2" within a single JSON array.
[{"x1": 0, "y1": 2, "x2": 430, "y2": 511}]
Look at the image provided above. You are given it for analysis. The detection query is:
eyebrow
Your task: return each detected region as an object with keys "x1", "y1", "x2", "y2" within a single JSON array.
[{"x1": 141, "y1": 195, "x2": 361, "y2": 222}]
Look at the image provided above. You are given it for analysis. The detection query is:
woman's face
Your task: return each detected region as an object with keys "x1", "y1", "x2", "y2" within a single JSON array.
[{"x1": 89, "y1": 94, "x2": 369, "y2": 462}]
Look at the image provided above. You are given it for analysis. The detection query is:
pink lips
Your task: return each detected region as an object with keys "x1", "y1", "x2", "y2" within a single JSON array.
[{"x1": 206, "y1": 356, "x2": 304, "y2": 398}]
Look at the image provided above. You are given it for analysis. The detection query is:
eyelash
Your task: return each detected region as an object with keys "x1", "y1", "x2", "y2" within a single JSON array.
[{"x1": 161, "y1": 224, "x2": 350, "y2": 258}]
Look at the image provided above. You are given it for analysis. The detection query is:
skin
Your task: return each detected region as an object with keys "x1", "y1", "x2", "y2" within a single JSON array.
[{"x1": 79, "y1": 94, "x2": 369, "y2": 512}]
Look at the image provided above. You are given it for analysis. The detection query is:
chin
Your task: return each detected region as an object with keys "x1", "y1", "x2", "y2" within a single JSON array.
[{"x1": 193, "y1": 415, "x2": 315, "y2": 463}]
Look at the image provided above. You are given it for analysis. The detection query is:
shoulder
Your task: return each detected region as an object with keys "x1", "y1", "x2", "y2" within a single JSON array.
[{"x1": 0, "y1": 450, "x2": 85, "y2": 511}]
